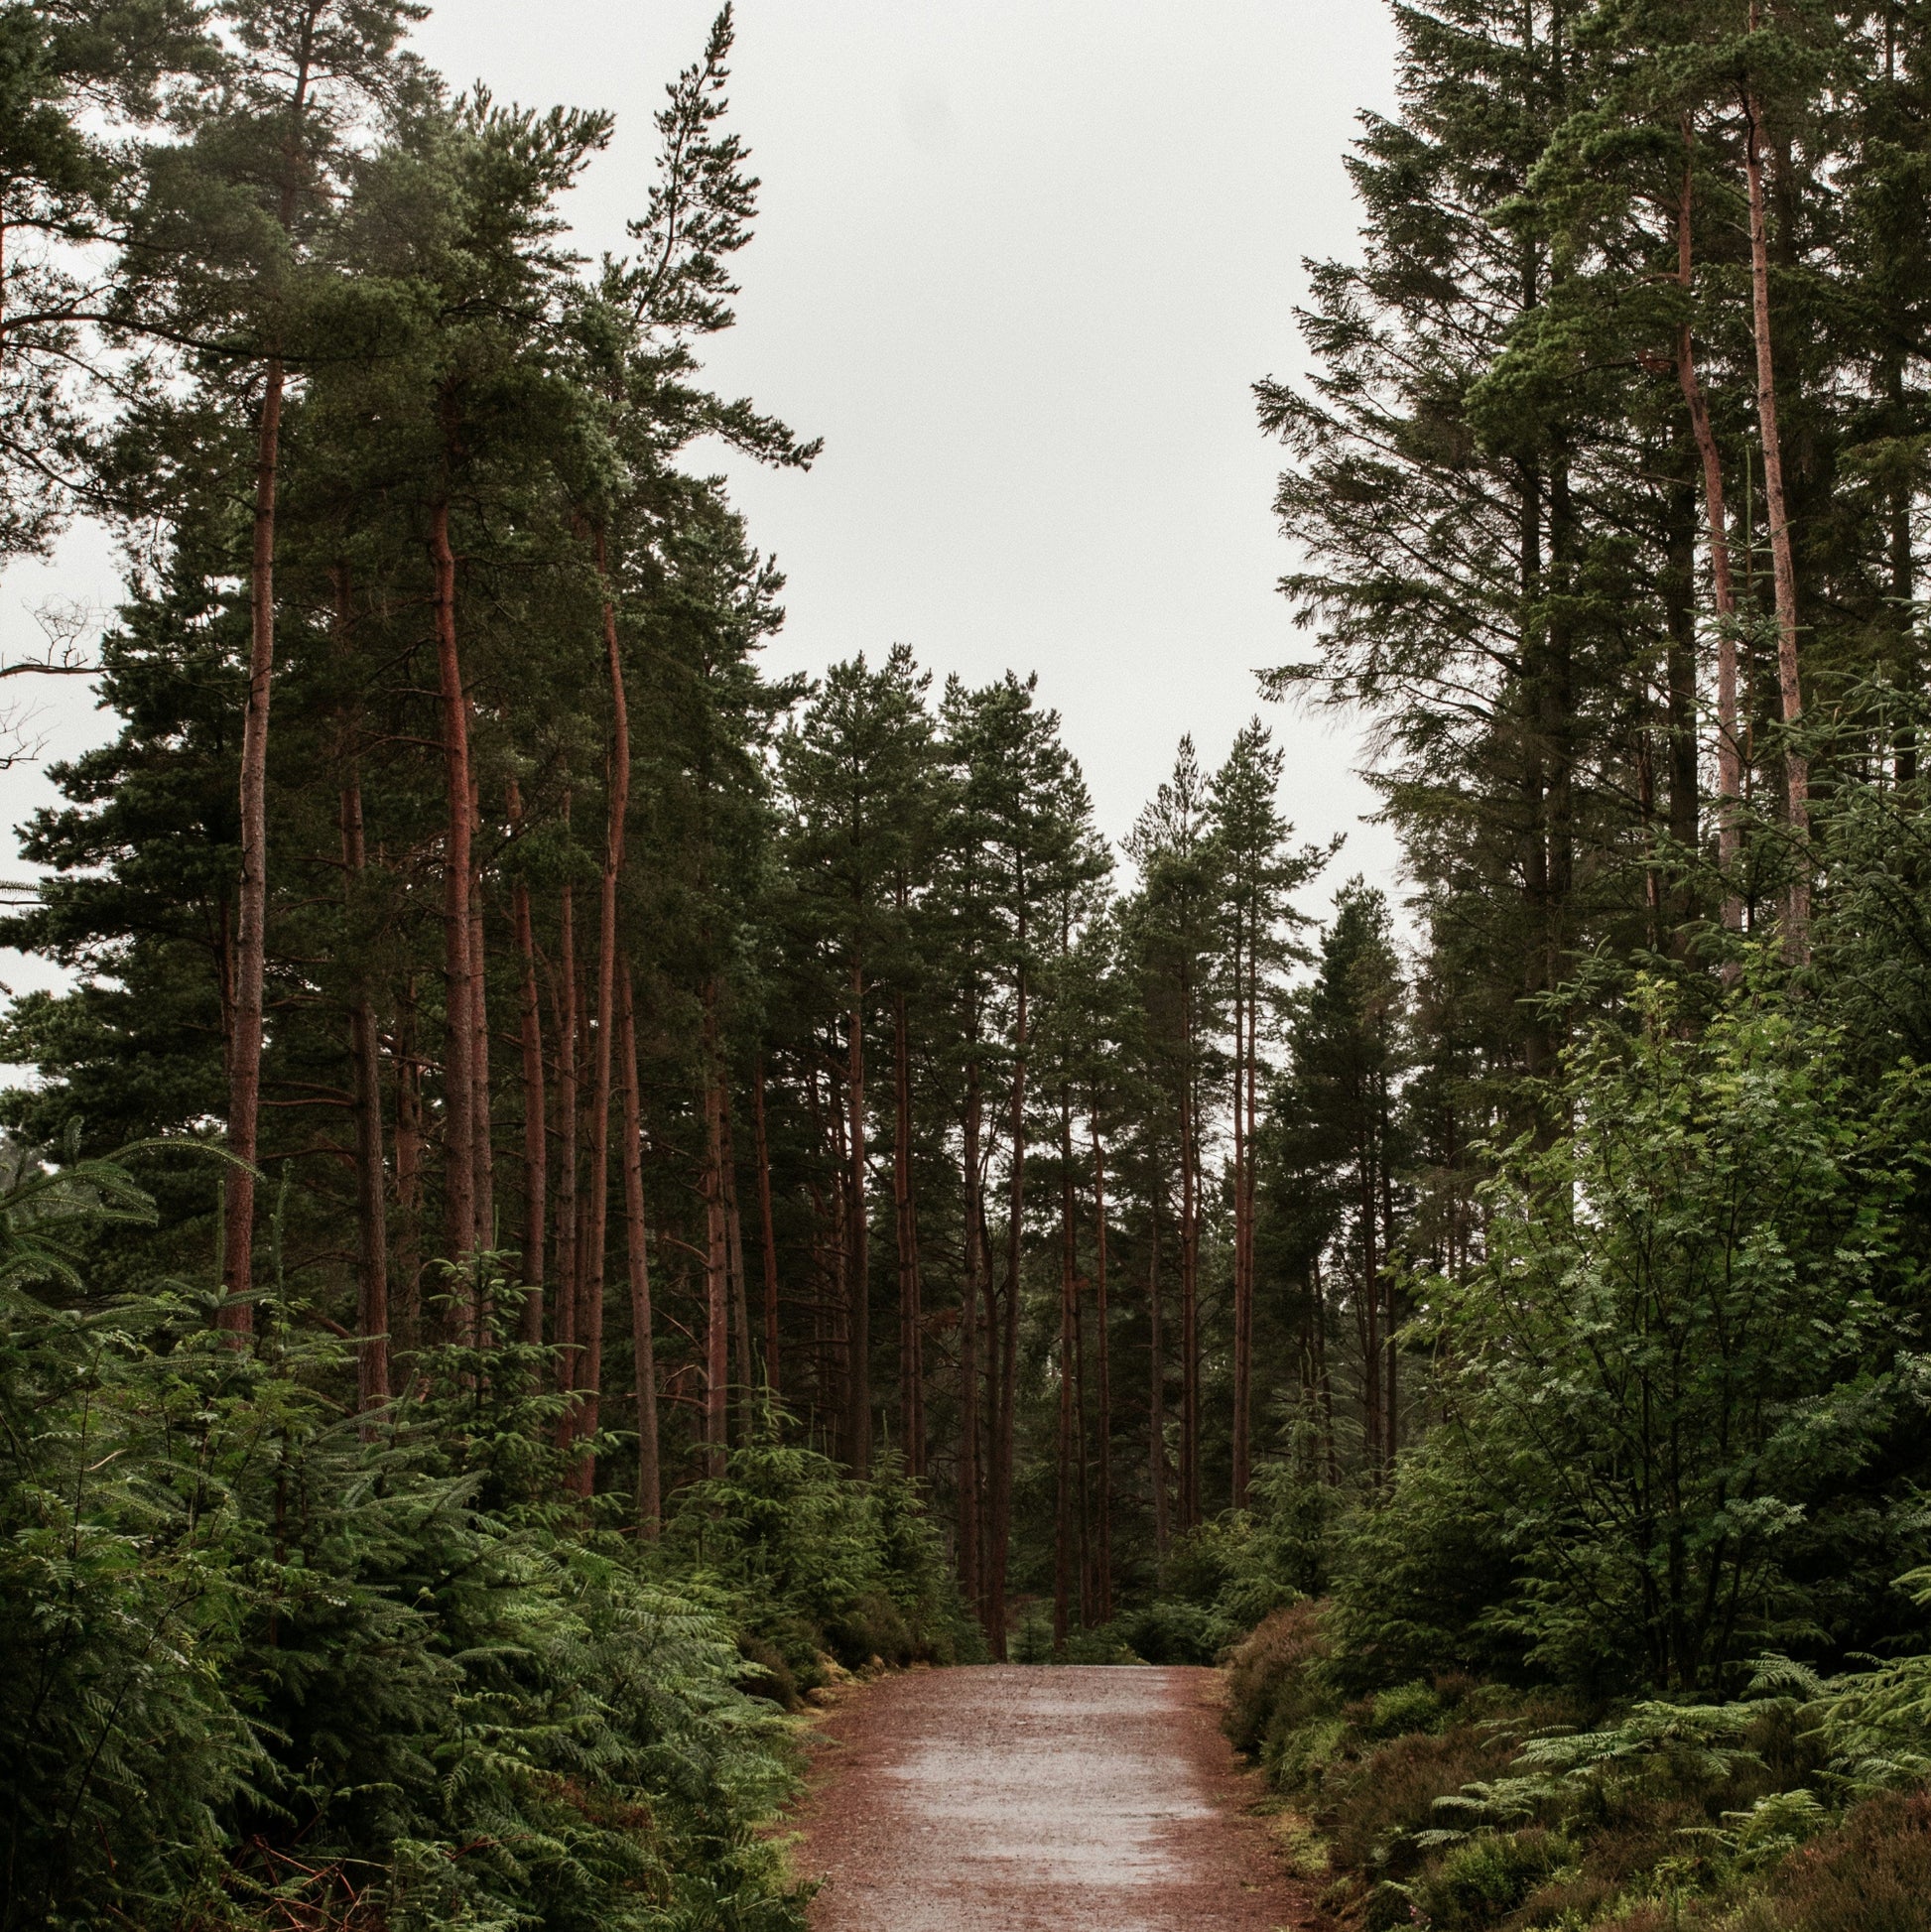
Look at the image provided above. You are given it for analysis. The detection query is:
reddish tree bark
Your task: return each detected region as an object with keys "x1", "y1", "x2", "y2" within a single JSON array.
[
  {"x1": 430, "y1": 490, "x2": 479, "y2": 1276},
  {"x1": 1147, "y1": 1201, "x2": 1169, "y2": 1556},
  {"x1": 509, "y1": 779, "x2": 546, "y2": 1346},
  {"x1": 552, "y1": 882, "x2": 579, "y2": 1403},
  {"x1": 753, "y1": 1053, "x2": 781, "y2": 1399},
  {"x1": 892, "y1": 994, "x2": 923, "y2": 1479},
  {"x1": 392, "y1": 980, "x2": 424, "y2": 1358},
  {"x1": 722, "y1": 1094, "x2": 754, "y2": 1437},
  {"x1": 1178, "y1": 1062, "x2": 1201, "y2": 1530},
  {"x1": 617, "y1": 962, "x2": 660, "y2": 1533},
  {"x1": 221, "y1": 16, "x2": 320, "y2": 1334},
  {"x1": 958, "y1": 1052, "x2": 984, "y2": 1612},
  {"x1": 703, "y1": 986, "x2": 730, "y2": 1475},
  {"x1": 1054, "y1": 1086, "x2": 1077, "y2": 1650}
]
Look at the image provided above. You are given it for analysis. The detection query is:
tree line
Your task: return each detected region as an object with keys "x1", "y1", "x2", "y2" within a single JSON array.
[{"x1": 2, "y1": 0, "x2": 1352, "y2": 1665}]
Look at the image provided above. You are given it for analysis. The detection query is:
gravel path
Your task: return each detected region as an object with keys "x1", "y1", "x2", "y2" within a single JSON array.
[{"x1": 787, "y1": 1664, "x2": 1307, "y2": 1931}]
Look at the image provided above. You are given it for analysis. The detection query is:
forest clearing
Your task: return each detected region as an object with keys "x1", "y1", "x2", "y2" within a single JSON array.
[{"x1": 5, "y1": 0, "x2": 1931, "y2": 1928}]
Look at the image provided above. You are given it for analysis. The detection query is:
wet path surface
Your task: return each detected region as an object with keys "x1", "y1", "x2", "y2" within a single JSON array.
[{"x1": 788, "y1": 1665, "x2": 1305, "y2": 1931}]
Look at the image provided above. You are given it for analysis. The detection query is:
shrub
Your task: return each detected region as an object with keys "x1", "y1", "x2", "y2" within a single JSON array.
[
  {"x1": 1368, "y1": 1681, "x2": 1448, "y2": 1740},
  {"x1": 1224, "y1": 1598, "x2": 1334, "y2": 1758},
  {"x1": 1421, "y1": 1828, "x2": 1566, "y2": 1928},
  {"x1": 1752, "y1": 1788, "x2": 1931, "y2": 1932},
  {"x1": 1326, "y1": 1726, "x2": 1518, "y2": 1875}
]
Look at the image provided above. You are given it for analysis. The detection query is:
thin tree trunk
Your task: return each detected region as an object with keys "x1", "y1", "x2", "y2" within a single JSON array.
[
  {"x1": 1314, "y1": 1251, "x2": 1338, "y2": 1485},
  {"x1": 959, "y1": 1052, "x2": 983, "y2": 1612},
  {"x1": 221, "y1": 25, "x2": 318, "y2": 1332},
  {"x1": 1676, "y1": 138, "x2": 1743, "y2": 927},
  {"x1": 1178, "y1": 1047, "x2": 1200, "y2": 1530},
  {"x1": 722, "y1": 1094, "x2": 754, "y2": 1438},
  {"x1": 1361, "y1": 1167, "x2": 1381, "y2": 1477},
  {"x1": 220, "y1": 346, "x2": 287, "y2": 1338},
  {"x1": 468, "y1": 836, "x2": 492, "y2": 1345},
  {"x1": 1382, "y1": 1132, "x2": 1399, "y2": 1471},
  {"x1": 510, "y1": 780, "x2": 546, "y2": 1346},
  {"x1": 1073, "y1": 1237, "x2": 1091, "y2": 1627},
  {"x1": 893, "y1": 992, "x2": 923, "y2": 1479},
  {"x1": 988, "y1": 958, "x2": 1028, "y2": 1658},
  {"x1": 1054, "y1": 1083, "x2": 1076, "y2": 1651},
  {"x1": 572, "y1": 532, "x2": 630, "y2": 1495},
  {"x1": 1091, "y1": 1125, "x2": 1112, "y2": 1621},
  {"x1": 341, "y1": 765, "x2": 390, "y2": 1414},
  {"x1": 430, "y1": 491, "x2": 478, "y2": 1272},
  {"x1": 703, "y1": 985, "x2": 729, "y2": 1476},
  {"x1": 1743, "y1": 51, "x2": 1809, "y2": 950},
  {"x1": 845, "y1": 959, "x2": 870, "y2": 1477},
  {"x1": 617, "y1": 961, "x2": 660, "y2": 1533},
  {"x1": 552, "y1": 883, "x2": 579, "y2": 1400},
  {"x1": 1148, "y1": 1199, "x2": 1169, "y2": 1556},
  {"x1": 1230, "y1": 922, "x2": 1252, "y2": 1508},
  {"x1": 754, "y1": 1052, "x2": 781, "y2": 1398},
  {"x1": 1889, "y1": 359, "x2": 1919, "y2": 785},
  {"x1": 393, "y1": 981, "x2": 424, "y2": 1358}
]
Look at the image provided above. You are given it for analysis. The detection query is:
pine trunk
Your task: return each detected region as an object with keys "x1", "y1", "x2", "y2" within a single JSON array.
[
  {"x1": 1676, "y1": 141, "x2": 1743, "y2": 929},
  {"x1": 1743, "y1": 56, "x2": 1809, "y2": 951},
  {"x1": 430, "y1": 492, "x2": 478, "y2": 1274},
  {"x1": 1147, "y1": 1202, "x2": 1169, "y2": 1555},
  {"x1": 987, "y1": 960, "x2": 1027, "y2": 1658},
  {"x1": 572, "y1": 540, "x2": 630, "y2": 1496},
  {"x1": 340, "y1": 766, "x2": 390, "y2": 1414},
  {"x1": 722, "y1": 1095, "x2": 754, "y2": 1437},
  {"x1": 1091, "y1": 1126, "x2": 1112, "y2": 1620},
  {"x1": 1230, "y1": 932, "x2": 1252, "y2": 1508},
  {"x1": 753, "y1": 1053, "x2": 781, "y2": 1397},
  {"x1": 220, "y1": 353, "x2": 287, "y2": 1336},
  {"x1": 844, "y1": 960, "x2": 869, "y2": 1477},
  {"x1": 1054, "y1": 1087, "x2": 1076, "y2": 1651},
  {"x1": 893, "y1": 993, "x2": 923, "y2": 1478},
  {"x1": 552, "y1": 884, "x2": 579, "y2": 1402},
  {"x1": 703, "y1": 986, "x2": 730, "y2": 1475},
  {"x1": 219, "y1": 22, "x2": 318, "y2": 1333},
  {"x1": 617, "y1": 962, "x2": 660, "y2": 1533},
  {"x1": 959, "y1": 1053, "x2": 983, "y2": 1611},
  {"x1": 511, "y1": 839, "x2": 546, "y2": 1345}
]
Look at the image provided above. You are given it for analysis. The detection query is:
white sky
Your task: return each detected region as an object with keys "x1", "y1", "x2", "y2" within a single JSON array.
[{"x1": 0, "y1": 0, "x2": 1404, "y2": 1002}]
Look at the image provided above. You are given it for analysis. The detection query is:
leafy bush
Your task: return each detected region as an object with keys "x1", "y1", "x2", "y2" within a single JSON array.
[
  {"x1": 0, "y1": 1140, "x2": 838, "y2": 1930},
  {"x1": 1422, "y1": 1827, "x2": 1568, "y2": 1927},
  {"x1": 665, "y1": 1439, "x2": 979, "y2": 1691},
  {"x1": 1224, "y1": 1599, "x2": 1333, "y2": 1759}
]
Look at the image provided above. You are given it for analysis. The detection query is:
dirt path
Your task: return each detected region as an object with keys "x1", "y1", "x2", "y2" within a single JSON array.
[{"x1": 786, "y1": 1664, "x2": 1307, "y2": 1931}]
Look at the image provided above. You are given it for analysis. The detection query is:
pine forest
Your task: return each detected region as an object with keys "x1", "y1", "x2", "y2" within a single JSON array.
[{"x1": 5, "y1": 2, "x2": 1931, "y2": 1928}]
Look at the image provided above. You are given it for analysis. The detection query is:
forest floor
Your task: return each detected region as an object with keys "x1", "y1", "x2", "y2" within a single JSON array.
[{"x1": 784, "y1": 1663, "x2": 1310, "y2": 1931}]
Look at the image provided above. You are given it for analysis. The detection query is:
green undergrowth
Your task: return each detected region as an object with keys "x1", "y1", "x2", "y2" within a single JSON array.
[
  {"x1": 0, "y1": 1142, "x2": 968, "y2": 1931},
  {"x1": 1224, "y1": 1599, "x2": 1931, "y2": 1932}
]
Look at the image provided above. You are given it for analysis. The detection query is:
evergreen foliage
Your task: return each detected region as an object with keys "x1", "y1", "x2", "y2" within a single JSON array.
[{"x1": 8, "y1": 1, "x2": 1931, "y2": 1925}]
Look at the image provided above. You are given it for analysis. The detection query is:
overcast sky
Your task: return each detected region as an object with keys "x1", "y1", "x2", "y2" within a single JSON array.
[{"x1": 1, "y1": 0, "x2": 1404, "y2": 999}]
